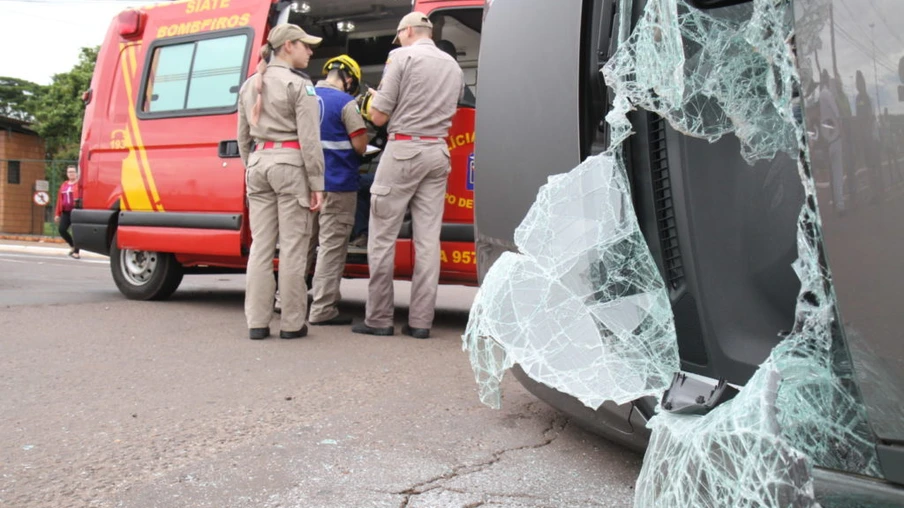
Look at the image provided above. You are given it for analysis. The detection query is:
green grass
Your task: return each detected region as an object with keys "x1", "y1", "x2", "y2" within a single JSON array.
[{"x1": 43, "y1": 222, "x2": 59, "y2": 237}]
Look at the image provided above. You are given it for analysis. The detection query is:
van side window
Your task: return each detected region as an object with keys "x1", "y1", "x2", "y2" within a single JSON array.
[{"x1": 142, "y1": 33, "x2": 248, "y2": 115}]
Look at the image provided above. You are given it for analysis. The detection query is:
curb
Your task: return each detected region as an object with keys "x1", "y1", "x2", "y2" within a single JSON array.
[
  {"x1": 0, "y1": 243, "x2": 108, "y2": 260},
  {"x1": 0, "y1": 234, "x2": 66, "y2": 244}
]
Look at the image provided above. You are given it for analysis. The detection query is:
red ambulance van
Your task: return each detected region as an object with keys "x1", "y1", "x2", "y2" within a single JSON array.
[{"x1": 72, "y1": 0, "x2": 483, "y2": 299}]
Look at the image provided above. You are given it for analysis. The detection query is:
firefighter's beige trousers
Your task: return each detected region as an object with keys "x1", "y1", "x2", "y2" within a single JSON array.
[
  {"x1": 245, "y1": 161, "x2": 314, "y2": 331},
  {"x1": 365, "y1": 141, "x2": 450, "y2": 329},
  {"x1": 309, "y1": 191, "x2": 356, "y2": 322}
]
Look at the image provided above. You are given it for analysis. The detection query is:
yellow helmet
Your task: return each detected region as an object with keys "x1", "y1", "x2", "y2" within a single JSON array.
[{"x1": 323, "y1": 55, "x2": 362, "y2": 95}]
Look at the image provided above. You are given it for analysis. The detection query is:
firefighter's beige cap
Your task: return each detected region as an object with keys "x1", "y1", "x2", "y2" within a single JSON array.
[
  {"x1": 269, "y1": 24, "x2": 322, "y2": 48},
  {"x1": 393, "y1": 11, "x2": 433, "y2": 43}
]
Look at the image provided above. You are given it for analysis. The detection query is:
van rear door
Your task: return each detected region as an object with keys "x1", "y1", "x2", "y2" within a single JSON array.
[{"x1": 116, "y1": 0, "x2": 272, "y2": 258}]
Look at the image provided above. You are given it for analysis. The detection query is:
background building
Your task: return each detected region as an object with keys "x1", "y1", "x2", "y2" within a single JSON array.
[{"x1": 0, "y1": 116, "x2": 47, "y2": 235}]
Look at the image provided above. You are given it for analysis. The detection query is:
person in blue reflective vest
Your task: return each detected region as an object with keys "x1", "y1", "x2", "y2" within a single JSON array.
[{"x1": 308, "y1": 55, "x2": 368, "y2": 325}]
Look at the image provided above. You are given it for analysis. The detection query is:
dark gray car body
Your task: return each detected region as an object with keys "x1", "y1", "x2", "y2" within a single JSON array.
[
  {"x1": 474, "y1": 0, "x2": 904, "y2": 498},
  {"x1": 793, "y1": 0, "x2": 904, "y2": 489}
]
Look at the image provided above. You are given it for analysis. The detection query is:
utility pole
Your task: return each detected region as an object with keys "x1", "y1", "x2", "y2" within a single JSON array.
[
  {"x1": 870, "y1": 23, "x2": 882, "y2": 115},
  {"x1": 830, "y1": 3, "x2": 839, "y2": 78}
]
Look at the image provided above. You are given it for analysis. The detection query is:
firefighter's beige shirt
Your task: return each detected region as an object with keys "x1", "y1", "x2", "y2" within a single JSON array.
[
  {"x1": 370, "y1": 38, "x2": 464, "y2": 138},
  {"x1": 237, "y1": 60, "x2": 324, "y2": 192}
]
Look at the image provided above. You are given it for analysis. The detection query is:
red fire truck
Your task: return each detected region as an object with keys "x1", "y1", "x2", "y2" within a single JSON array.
[{"x1": 72, "y1": 0, "x2": 483, "y2": 299}]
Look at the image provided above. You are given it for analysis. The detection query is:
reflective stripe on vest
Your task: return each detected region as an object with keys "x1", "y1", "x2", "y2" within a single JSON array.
[
  {"x1": 321, "y1": 139, "x2": 354, "y2": 150},
  {"x1": 316, "y1": 86, "x2": 361, "y2": 192}
]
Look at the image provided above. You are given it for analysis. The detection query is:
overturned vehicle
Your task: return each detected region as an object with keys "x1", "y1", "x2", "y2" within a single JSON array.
[{"x1": 466, "y1": 0, "x2": 904, "y2": 505}]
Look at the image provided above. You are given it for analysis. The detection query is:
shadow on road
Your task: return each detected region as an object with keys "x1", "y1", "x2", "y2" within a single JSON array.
[
  {"x1": 166, "y1": 289, "x2": 245, "y2": 308},
  {"x1": 163, "y1": 284, "x2": 473, "y2": 329}
]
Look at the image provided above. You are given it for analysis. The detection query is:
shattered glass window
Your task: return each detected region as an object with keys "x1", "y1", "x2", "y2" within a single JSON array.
[
  {"x1": 463, "y1": 0, "x2": 882, "y2": 505},
  {"x1": 463, "y1": 150, "x2": 680, "y2": 410}
]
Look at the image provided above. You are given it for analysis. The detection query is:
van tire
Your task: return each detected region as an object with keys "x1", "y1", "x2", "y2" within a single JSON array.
[{"x1": 110, "y1": 233, "x2": 184, "y2": 300}]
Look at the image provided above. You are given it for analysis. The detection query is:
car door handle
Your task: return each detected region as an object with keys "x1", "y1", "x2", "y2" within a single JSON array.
[{"x1": 218, "y1": 140, "x2": 241, "y2": 158}]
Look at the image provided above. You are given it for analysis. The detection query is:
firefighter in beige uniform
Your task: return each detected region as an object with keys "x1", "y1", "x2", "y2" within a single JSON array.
[
  {"x1": 237, "y1": 24, "x2": 325, "y2": 340},
  {"x1": 308, "y1": 56, "x2": 368, "y2": 326},
  {"x1": 352, "y1": 12, "x2": 464, "y2": 339}
]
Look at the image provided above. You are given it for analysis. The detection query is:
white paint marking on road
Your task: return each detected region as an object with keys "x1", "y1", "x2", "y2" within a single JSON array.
[
  {"x1": 0, "y1": 253, "x2": 109, "y2": 265},
  {"x1": 0, "y1": 258, "x2": 39, "y2": 265},
  {"x1": 0, "y1": 244, "x2": 107, "y2": 260}
]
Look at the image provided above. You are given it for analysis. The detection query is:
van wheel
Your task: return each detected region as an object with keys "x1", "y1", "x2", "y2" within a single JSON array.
[{"x1": 110, "y1": 233, "x2": 184, "y2": 300}]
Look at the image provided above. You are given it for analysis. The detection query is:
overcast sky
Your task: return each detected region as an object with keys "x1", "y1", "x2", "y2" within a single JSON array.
[
  {"x1": 0, "y1": 0, "x2": 143, "y2": 85},
  {"x1": 796, "y1": 0, "x2": 904, "y2": 116}
]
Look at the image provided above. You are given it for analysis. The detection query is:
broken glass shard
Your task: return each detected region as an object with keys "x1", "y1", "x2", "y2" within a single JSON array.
[{"x1": 463, "y1": 150, "x2": 680, "y2": 410}]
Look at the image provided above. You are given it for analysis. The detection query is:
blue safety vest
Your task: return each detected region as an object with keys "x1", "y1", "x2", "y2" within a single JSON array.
[{"x1": 316, "y1": 85, "x2": 361, "y2": 192}]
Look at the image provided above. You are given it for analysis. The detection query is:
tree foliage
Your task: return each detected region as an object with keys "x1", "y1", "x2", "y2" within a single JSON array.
[
  {"x1": 0, "y1": 77, "x2": 45, "y2": 121},
  {"x1": 30, "y1": 46, "x2": 99, "y2": 161}
]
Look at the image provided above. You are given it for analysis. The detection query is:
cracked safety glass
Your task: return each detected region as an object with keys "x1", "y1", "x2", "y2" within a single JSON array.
[
  {"x1": 463, "y1": 0, "x2": 881, "y2": 504},
  {"x1": 463, "y1": 150, "x2": 680, "y2": 410}
]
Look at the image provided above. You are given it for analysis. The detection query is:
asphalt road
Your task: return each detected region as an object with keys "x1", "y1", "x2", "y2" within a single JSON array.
[{"x1": 0, "y1": 244, "x2": 642, "y2": 508}]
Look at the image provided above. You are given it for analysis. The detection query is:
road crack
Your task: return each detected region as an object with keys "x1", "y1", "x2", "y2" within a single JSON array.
[{"x1": 396, "y1": 416, "x2": 568, "y2": 507}]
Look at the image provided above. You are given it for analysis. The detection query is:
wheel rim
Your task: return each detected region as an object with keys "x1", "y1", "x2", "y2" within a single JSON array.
[{"x1": 119, "y1": 249, "x2": 159, "y2": 286}]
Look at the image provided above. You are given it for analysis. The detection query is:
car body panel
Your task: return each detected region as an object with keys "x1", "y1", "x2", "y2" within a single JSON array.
[{"x1": 793, "y1": 0, "x2": 904, "y2": 481}]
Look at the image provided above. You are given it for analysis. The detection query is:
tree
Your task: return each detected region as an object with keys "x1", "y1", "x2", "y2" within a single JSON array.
[
  {"x1": 30, "y1": 46, "x2": 98, "y2": 162},
  {"x1": 0, "y1": 77, "x2": 45, "y2": 121}
]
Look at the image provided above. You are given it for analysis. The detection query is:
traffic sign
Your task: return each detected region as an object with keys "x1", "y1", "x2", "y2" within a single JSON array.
[{"x1": 33, "y1": 191, "x2": 50, "y2": 206}]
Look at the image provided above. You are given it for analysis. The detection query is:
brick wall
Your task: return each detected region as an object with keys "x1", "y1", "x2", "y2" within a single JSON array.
[{"x1": 0, "y1": 129, "x2": 47, "y2": 234}]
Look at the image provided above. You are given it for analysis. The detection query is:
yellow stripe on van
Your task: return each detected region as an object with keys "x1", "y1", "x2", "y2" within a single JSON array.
[
  {"x1": 121, "y1": 125, "x2": 154, "y2": 212},
  {"x1": 128, "y1": 43, "x2": 138, "y2": 77},
  {"x1": 121, "y1": 43, "x2": 165, "y2": 212},
  {"x1": 118, "y1": 43, "x2": 154, "y2": 212}
]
